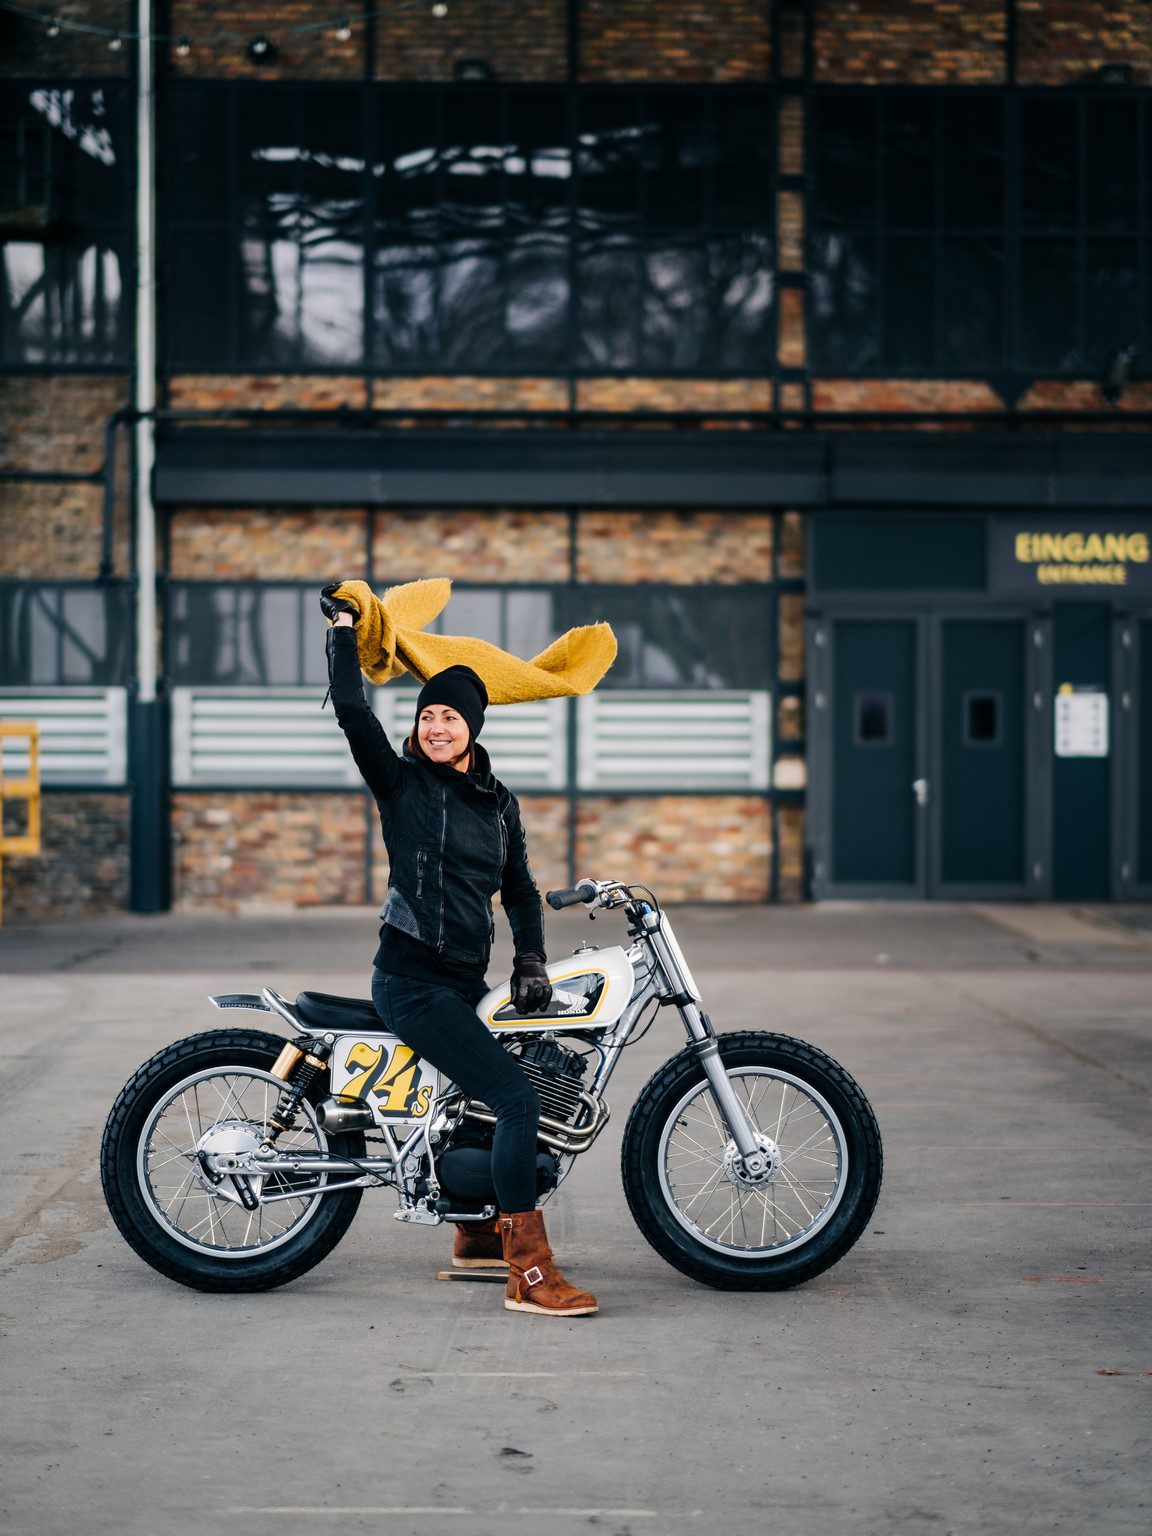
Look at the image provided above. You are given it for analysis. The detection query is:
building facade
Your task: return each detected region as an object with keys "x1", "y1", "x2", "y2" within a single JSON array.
[{"x1": 2, "y1": 1, "x2": 1151, "y2": 917}]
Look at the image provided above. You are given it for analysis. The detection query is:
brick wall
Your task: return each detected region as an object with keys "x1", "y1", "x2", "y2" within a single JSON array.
[
  {"x1": 579, "y1": 0, "x2": 771, "y2": 82},
  {"x1": 165, "y1": 376, "x2": 369, "y2": 412},
  {"x1": 171, "y1": 792, "x2": 366, "y2": 911},
  {"x1": 167, "y1": 510, "x2": 369, "y2": 580},
  {"x1": 1017, "y1": 1, "x2": 1152, "y2": 86},
  {"x1": 0, "y1": 378, "x2": 132, "y2": 579},
  {"x1": 0, "y1": 3, "x2": 131, "y2": 75},
  {"x1": 576, "y1": 795, "x2": 771, "y2": 902},
  {"x1": 0, "y1": 793, "x2": 129, "y2": 922},
  {"x1": 814, "y1": 0, "x2": 1007, "y2": 84},
  {"x1": 377, "y1": 0, "x2": 566, "y2": 82},
  {"x1": 372, "y1": 511, "x2": 570, "y2": 584},
  {"x1": 576, "y1": 512, "x2": 771, "y2": 584},
  {"x1": 166, "y1": 4, "x2": 363, "y2": 80}
]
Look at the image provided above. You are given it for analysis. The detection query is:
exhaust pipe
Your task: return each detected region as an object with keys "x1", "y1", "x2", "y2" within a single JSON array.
[{"x1": 314, "y1": 1097, "x2": 376, "y2": 1134}]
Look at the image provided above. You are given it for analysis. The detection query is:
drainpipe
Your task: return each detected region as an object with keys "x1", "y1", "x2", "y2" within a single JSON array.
[{"x1": 128, "y1": 0, "x2": 170, "y2": 912}]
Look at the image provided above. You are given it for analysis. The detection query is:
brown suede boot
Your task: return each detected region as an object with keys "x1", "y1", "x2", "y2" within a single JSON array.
[
  {"x1": 452, "y1": 1217, "x2": 507, "y2": 1269},
  {"x1": 500, "y1": 1209, "x2": 599, "y2": 1316}
]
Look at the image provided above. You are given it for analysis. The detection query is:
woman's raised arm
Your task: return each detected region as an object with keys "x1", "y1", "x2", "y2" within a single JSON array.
[{"x1": 324, "y1": 611, "x2": 404, "y2": 802}]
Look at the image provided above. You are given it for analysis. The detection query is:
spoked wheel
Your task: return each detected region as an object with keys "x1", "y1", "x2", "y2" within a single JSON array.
[
  {"x1": 101, "y1": 1029, "x2": 366, "y2": 1292},
  {"x1": 621, "y1": 1031, "x2": 882, "y2": 1290}
]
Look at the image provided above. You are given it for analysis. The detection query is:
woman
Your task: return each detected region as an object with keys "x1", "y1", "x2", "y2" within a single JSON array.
[{"x1": 321, "y1": 583, "x2": 598, "y2": 1318}]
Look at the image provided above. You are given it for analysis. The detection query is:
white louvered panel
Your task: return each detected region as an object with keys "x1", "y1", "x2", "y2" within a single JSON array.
[
  {"x1": 481, "y1": 699, "x2": 567, "y2": 790},
  {"x1": 576, "y1": 691, "x2": 771, "y2": 790},
  {"x1": 171, "y1": 689, "x2": 362, "y2": 787},
  {"x1": 0, "y1": 689, "x2": 127, "y2": 785}
]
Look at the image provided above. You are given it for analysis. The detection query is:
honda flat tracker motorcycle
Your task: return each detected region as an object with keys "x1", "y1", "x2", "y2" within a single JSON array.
[{"x1": 101, "y1": 878, "x2": 883, "y2": 1294}]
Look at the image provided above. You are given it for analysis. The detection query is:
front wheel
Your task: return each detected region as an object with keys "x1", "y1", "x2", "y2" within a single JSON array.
[
  {"x1": 100, "y1": 1028, "x2": 367, "y2": 1293},
  {"x1": 621, "y1": 1031, "x2": 882, "y2": 1290}
]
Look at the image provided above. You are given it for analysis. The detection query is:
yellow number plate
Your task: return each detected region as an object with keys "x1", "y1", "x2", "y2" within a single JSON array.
[{"x1": 329, "y1": 1034, "x2": 437, "y2": 1122}]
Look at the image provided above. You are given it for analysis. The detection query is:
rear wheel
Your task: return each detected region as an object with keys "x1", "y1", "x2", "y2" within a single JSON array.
[
  {"x1": 621, "y1": 1031, "x2": 882, "y2": 1290},
  {"x1": 100, "y1": 1028, "x2": 366, "y2": 1293}
]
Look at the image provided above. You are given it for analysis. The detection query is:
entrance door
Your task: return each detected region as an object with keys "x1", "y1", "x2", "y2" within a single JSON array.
[
  {"x1": 932, "y1": 618, "x2": 1032, "y2": 895},
  {"x1": 811, "y1": 611, "x2": 1042, "y2": 899},
  {"x1": 825, "y1": 618, "x2": 922, "y2": 895}
]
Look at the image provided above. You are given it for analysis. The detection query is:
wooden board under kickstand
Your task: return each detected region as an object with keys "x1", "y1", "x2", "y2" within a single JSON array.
[{"x1": 436, "y1": 1268, "x2": 508, "y2": 1283}]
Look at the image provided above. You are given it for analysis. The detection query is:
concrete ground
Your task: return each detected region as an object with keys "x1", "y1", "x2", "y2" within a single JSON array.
[{"x1": 1, "y1": 901, "x2": 1150, "y2": 1536}]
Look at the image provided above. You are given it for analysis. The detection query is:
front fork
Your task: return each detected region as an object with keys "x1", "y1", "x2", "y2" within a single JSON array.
[{"x1": 680, "y1": 1002, "x2": 771, "y2": 1179}]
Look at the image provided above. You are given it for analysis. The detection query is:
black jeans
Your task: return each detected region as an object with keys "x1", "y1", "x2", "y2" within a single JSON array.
[{"x1": 370, "y1": 967, "x2": 541, "y2": 1213}]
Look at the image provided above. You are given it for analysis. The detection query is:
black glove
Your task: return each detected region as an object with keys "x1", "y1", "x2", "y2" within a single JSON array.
[
  {"x1": 319, "y1": 581, "x2": 360, "y2": 624},
  {"x1": 510, "y1": 952, "x2": 551, "y2": 1016}
]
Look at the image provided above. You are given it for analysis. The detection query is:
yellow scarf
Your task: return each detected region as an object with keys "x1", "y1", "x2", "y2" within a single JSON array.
[{"x1": 328, "y1": 577, "x2": 617, "y2": 703}]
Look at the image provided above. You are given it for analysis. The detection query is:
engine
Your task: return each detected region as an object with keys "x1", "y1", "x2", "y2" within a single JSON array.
[
  {"x1": 432, "y1": 1035, "x2": 605, "y2": 1211},
  {"x1": 513, "y1": 1035, "x2": 589, "y2": 1126}
]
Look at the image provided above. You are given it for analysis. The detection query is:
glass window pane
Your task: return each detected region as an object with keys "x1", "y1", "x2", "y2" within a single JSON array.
[
  {"x1": 577, "y1": 93, "x2": 641, "y2": 221},
  {"x1": 708, "y1": 230, "x2": 774, "y2": 371},
  {"x1": 1085, "y1": 237, "x2": 1139, "y2": 371},
  {"x1": 883, "y1": 235, "x2": 934, "y2": 369},
  {"x1": 0, "y1": 85, "x2": 128, "y2": 364},
  {"x1": 813, "y1": 96, "x2": 876, "y2": 228},
  {"x1": 576, "y1": 239, "x2": 640, "y2": 369},
  {"x1": 640, "y1": 241, "x2": 709, "y2": 368},
  {"x1": 169, "y1": 587, "x2": 236, "y2": 684},
  {"x1": 809, "y1": 229, "x2": 879, "y2": 371},
  {"x1": 169, "y1": 230, "x2": 233, "y2": 368},
  {"x1": 965, "y1": 692, "x2": 1000, "y2": 745},
  {"x1": 374, "y1": 234, "x2": 438, "y2": 368},
  {"x1": 942, "y1": 97, "x2": 1003, "y2": 229},
  {"x1": 856, "y1": 693, "x2": 892, "y2": 745},
  {"x1": 166, "y1": 90, "x2": 228, "y2": 224},
  {"x1": 235, "y1": 89, "x2": 363, "y2": 369},
  {"x1": 644, "y1": 95, "x2": 710, "y2": 229},
  {"x1": 940, "y1": 236, "x2": 1003, "y2": 372},
  {"x1": 1085, "y1": 99, "x2": 1139, "y2": 231},
  {"x1": 60, "y1": 588, "x2": 127, "y2": 684},
  {"x1": 245, "y1": 587, "x2": 299, "y2": 684},
  {"x1": 505, "y1": 590, "x2": 557, "y2": 659},
  {"x1": 713, "y1": 94, "x2": 773, "y2": 227},
  {"x1": 1019, "y1": 238, "x2": 1078, "y2": 369},
  {"x1": 883, "y1": 97, "x2": 934, "y2": 231},
  {"x1": 1021, "y1": 100, "x2": 1078, "y2": 230}
]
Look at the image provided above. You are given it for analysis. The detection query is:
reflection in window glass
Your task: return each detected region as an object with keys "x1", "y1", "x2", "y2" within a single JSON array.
[
  {"x1": 811, "y1": 89, "x2": 1147, "y2": 378},
  {"x1": 0, "y1": 586, "x2": 129, "y2": 685},
  {"x1": 0, "y1": 85, "x2": 129, "y2": 363}
]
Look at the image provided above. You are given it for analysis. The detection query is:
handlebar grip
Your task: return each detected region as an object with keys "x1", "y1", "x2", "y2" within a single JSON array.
[{"x1": 545, "y1": 880, "x2": 597, "y2": 910}]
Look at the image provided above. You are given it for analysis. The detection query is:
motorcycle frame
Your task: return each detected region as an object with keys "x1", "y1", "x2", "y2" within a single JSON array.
[{"x1": 209, "y1": 883, "x2": 769, "y2": 1222}]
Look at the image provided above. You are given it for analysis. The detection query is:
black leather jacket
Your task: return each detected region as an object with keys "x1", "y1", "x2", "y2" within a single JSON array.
[{"x1": 326, "y1": 624, "x2": 546, "y2": 969}]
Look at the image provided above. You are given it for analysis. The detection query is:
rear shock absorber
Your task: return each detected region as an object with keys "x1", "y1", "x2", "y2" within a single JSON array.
[{"x1": 264, "y1": 1038, "x2": 332, "y2": 1143}]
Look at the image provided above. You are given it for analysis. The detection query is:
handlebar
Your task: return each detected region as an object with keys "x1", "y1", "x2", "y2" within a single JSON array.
[{"x1": 545, "y1": 879, "x2": 600, "y2": 910}]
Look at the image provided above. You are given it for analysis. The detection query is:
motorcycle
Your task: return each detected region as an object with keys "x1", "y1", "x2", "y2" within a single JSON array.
[{"x1": 100, "y1": 877, "x2": 883, "y2": 1293}]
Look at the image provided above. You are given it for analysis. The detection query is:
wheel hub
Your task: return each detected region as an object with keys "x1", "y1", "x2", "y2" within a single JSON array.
[
  {"x1": 723, "y1": 1133, "x2": 782, "y2": 1188},
  {"x1": 194, "y1": 1120, "x2": 266, "y2": 1205}
]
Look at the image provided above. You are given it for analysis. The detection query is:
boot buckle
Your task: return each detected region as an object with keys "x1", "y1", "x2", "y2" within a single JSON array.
[{"x1": 523, "y1": 1265, "x2": 544, "y2": 1288}]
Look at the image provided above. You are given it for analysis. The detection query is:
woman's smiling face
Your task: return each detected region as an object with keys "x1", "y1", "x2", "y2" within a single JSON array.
[{"x1": 417, "y1": 703, "x2": 471, "y2": 767}]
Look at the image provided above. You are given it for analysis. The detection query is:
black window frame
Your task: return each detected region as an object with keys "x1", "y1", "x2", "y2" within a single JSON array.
[
  {"x1": 163, "y1": 578, "x2": 777, "y2": 693},
  {"x1": 159, "y1": 80, "x2": 777, "y2": 379},
  {"x1": 808, "y1": 84, "x2": 1151, "y2": 385}
]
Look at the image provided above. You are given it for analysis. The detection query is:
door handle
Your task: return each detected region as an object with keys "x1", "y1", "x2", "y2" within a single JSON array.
[{"x1": 912, "y1": 778, "x2": 929, "y2": 807}]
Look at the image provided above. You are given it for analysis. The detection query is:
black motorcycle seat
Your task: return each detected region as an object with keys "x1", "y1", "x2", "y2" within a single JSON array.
[{"x1": 295, "y1": 990, "x2": 383, "y2": 1033}]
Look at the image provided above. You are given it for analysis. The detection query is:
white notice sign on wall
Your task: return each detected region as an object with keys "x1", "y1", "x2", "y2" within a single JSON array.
[{"x1": 1054, "y1": 688, "x2": 1109, "y2": 758}]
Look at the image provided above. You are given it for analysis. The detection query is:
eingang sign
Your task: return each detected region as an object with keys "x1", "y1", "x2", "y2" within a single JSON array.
[{"x1": 990, "y1": 517, "x2": 1152, "y2": 592}]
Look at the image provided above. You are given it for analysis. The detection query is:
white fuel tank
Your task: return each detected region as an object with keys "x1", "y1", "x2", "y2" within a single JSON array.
[{"x1": 476, "y1": 945, "x2": 635, "y2": 1033}]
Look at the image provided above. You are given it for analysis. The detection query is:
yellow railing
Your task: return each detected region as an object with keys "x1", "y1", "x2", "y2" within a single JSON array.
[{"x1": 0, "y1": 722, "x2": 41, "y2": 927}]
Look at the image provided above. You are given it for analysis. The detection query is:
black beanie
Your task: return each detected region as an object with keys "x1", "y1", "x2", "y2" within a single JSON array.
[{"x1": 414, "y1": 664, "x2": 488, "y2": 744}]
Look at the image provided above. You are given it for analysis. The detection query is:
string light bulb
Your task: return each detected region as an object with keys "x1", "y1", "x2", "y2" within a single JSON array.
[
  {"x1": 107, "y1": 32, "x2": 123, "y2": 51},
  {"x1": 431, "y1": 1, "x2": 448, "y2": 15},
  {"x1": 44, "y1": 18, "x2": 61, "y2": 37},
  {"x1": 334, "y1": 21, "x2": 353, "y2": 41},
  {"x1": 247, "y1": 34, "x2": 276, "y2": 62},
  {"x1": 175, "y1": 35, "x2": 191, "y2": 56}
]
